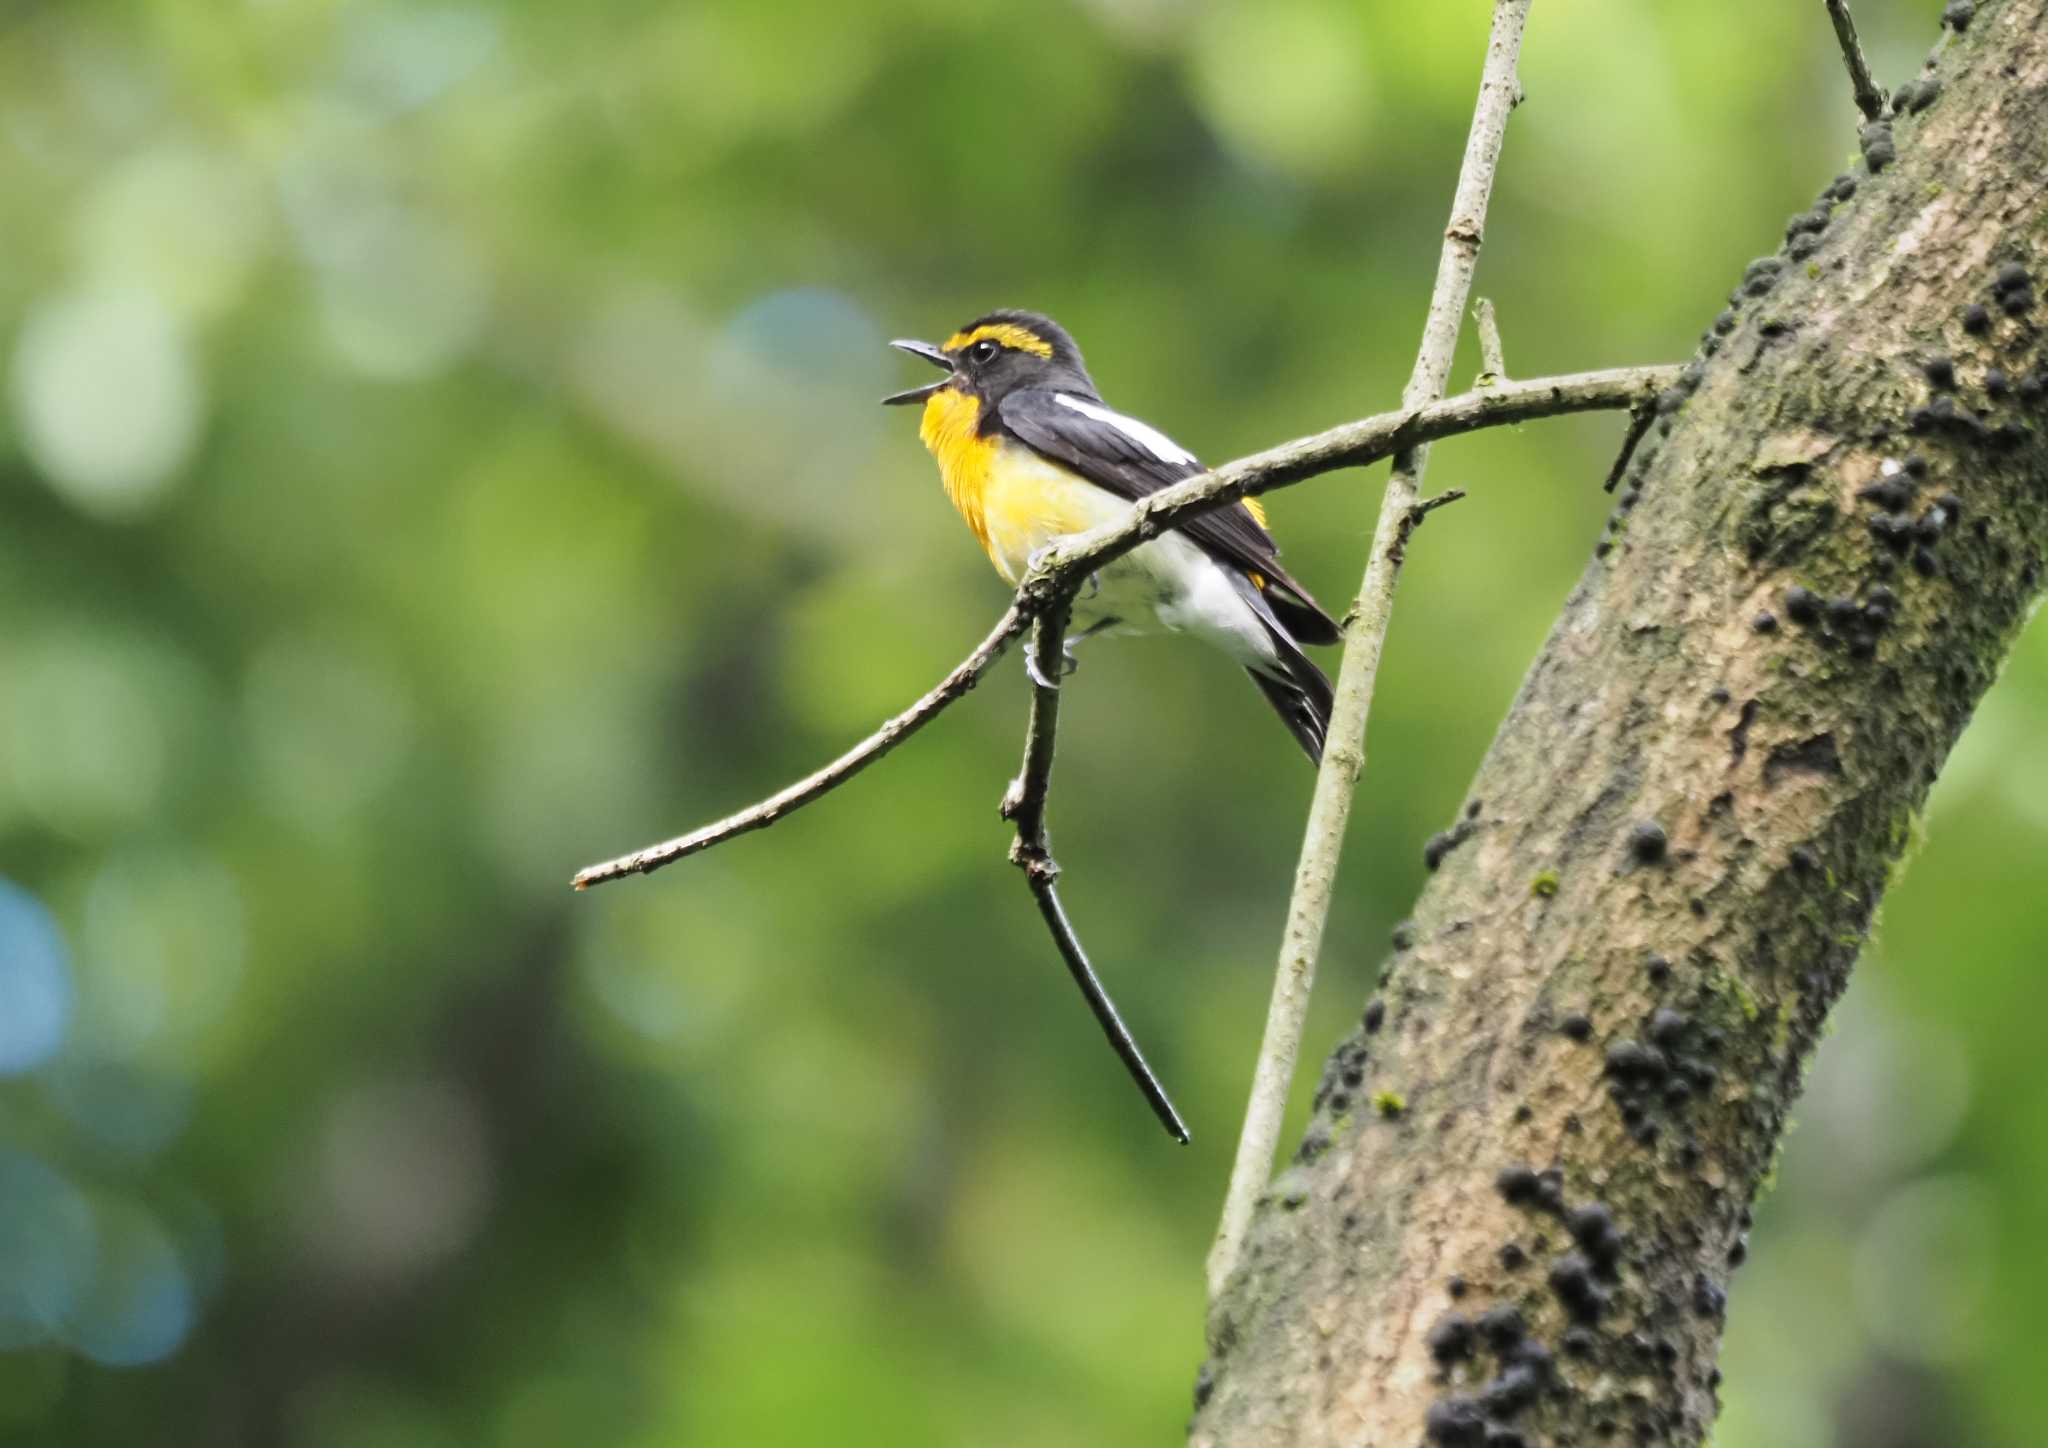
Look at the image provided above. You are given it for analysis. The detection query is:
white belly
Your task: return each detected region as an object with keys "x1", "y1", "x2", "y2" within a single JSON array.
[{"x1": 979, "y1": 447, "x2": 1280, "y2": 669}]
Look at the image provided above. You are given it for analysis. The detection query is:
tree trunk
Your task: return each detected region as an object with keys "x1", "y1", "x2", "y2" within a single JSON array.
[{"x1": 1192, "y1": 4, "x2": 2048, "y2": 1444}]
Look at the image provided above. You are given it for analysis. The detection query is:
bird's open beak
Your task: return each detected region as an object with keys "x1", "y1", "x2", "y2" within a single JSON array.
[{"x1": 882, "y1": 339, "x2": 954, "y2": 406}]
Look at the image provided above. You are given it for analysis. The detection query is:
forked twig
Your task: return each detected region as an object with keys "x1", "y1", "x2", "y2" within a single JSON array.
[
  {"x1": 573, "y1": 357, "x2": 1674, "y2": 1139},
  {"x1": 574, "y1": 366, "x2": 1677, "y2": 893},
  {"x1": 573, "y1": 365, "x2": 1670, "y2": 1135}
]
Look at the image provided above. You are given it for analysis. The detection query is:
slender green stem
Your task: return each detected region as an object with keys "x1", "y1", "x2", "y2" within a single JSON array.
[{"x1": 1206, "y1": 0, "x2": 1537, "y2": 1302}]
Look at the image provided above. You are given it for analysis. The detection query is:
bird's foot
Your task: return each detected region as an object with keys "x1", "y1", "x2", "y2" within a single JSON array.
[
  {"x1": 1023, "y1": 545, "x2": 1098, "y2": 598},
  {"x1": 1023, "y1": 650, "x2": 1063, "y2": 692}
]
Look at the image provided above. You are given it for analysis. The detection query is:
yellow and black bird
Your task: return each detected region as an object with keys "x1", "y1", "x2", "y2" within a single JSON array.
[{"x1": 885, "y1": 310, "x2": 1340, "y2": 761}]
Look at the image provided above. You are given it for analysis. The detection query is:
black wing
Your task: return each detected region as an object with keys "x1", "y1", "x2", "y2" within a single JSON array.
[{"x1": 997, "y1": 389, "x2": 1339, "y2": 645}]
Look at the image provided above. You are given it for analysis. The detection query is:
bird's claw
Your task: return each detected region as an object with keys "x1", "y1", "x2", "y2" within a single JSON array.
[
  {"x1": 1024, "y1": 650, "x2": 1062, "y2": 692},
  {"x1": 1023, "y1": 545, "x2": 1097, "y2": 599}
]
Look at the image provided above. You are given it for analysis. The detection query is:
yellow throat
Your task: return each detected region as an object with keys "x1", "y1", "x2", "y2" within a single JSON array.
[{"x1": 918, "y1": 386, "x2": 997, "y2": 554}]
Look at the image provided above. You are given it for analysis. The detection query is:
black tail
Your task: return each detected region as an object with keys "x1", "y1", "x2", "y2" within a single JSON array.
[
  {"x1": 1231, "y1": 574, "x2": 1334, "y2": 764},
  {"x1": 1263, "y1": 583, "x2": 1342, "y2": 648},
  {"x1": 1246, "y1": 659, "x2": 1332, "y2": 764}
]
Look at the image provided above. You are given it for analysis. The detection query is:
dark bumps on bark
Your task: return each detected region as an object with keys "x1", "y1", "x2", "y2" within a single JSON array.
[
  {"x1": 1649, "y1": 1007, "x2": 1689, "y2": 1049},
  {"x1": 1567, "y1": 1202, "x2": 1625, "y2": 1271},
  {"x1": 1480, "y1": 1363, "x2": 1543, "y2": 1419},
  {"x1": 1604, "y1": 1040, "x2": 1666, "y2": 1083},
  {"x1": 1549, "y1": 1253, "x2": 1605, "y2": 1323},
  {"x1": 1425, "y1": 1399, "x2": 1487, "y2": 1446},
  {"x1": 1496, "y1": 1165, "x2": 1541, "y2": 1206},
  {"x1": 1479, "y1": 1305, "x2": 1527, "y2": 1350},
  {"x1": 1429, "y1": 1312, "x2": 1476, "y2": 1364}
]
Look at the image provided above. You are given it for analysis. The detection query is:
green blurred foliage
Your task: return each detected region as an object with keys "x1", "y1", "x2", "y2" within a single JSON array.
[{"x1": 0, "y1": 1, "x2": 2037, "y2": 1444}]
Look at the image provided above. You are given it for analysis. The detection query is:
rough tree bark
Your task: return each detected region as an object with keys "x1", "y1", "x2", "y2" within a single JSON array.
[{"x1": 1193, "y1": 4, "x2": 2048, "y2": 1445}]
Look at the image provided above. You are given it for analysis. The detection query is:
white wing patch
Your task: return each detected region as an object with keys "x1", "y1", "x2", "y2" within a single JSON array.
[{"x1": 1053, "y1": 394, "x2": 1198, "y2": 467}]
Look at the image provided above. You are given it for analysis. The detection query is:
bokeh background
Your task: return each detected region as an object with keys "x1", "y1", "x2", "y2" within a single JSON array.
[{"x1": 0, "y1": 1, "x2": 2038, "y2": 1444}]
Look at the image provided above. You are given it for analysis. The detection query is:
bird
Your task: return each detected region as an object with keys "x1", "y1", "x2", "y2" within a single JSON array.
[{"x1": 884, "y1": 310, "x2": 1340, "y2": 762}]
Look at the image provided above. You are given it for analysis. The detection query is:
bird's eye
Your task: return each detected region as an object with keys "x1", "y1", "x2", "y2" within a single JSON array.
[{"x1": 968, "y1": 340, "x2": 1000, "y2": 365}]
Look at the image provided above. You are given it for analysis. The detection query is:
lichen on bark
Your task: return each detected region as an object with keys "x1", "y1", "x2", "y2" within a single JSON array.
[{"x1": 1192, "y1": 3, "x2": 2048, "y2": 1443}]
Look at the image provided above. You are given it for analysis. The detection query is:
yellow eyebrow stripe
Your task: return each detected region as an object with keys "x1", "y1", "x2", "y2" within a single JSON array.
[{"x1": 944, "y1": 322, "x2": 1055, "y2": 358}]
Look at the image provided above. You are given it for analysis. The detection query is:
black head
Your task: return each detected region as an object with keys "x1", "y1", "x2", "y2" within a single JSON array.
[{"x1": 883, "y1": 309, "x2": 1097, "y2": 409}]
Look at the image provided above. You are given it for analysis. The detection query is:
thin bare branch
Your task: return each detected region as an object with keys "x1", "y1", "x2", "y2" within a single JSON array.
[
  {"x1": 1473, "y1": 298, "x2": 1507, "y2": 382},
  {"x1": 1207, "y1": 0, "x2": 1535, "y2": 1302},
  {"x1": 572, "y1": 606, "x2": 1026, "y2": 888},
  {"x1": 573, "y1": 362, "x2": 1674, "y2": 893},
  {"x1": 1003, "y1": 609, "x2": 1190, "y2": 1142},
  {"x1": 1025, "y1": 365, "x2": 1678, "y2": 596},
  {"x1": 1825, "y1": 0, "x2": 1889, "y2": 122}
]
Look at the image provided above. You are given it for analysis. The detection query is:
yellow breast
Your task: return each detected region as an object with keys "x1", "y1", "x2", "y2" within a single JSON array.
[
  {"x1": 920, "y1": 388, "x2": 1132, "y2": 583},
  {"x1": 917, "y1": 384, "x2": 1272, "y2": 584}
]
